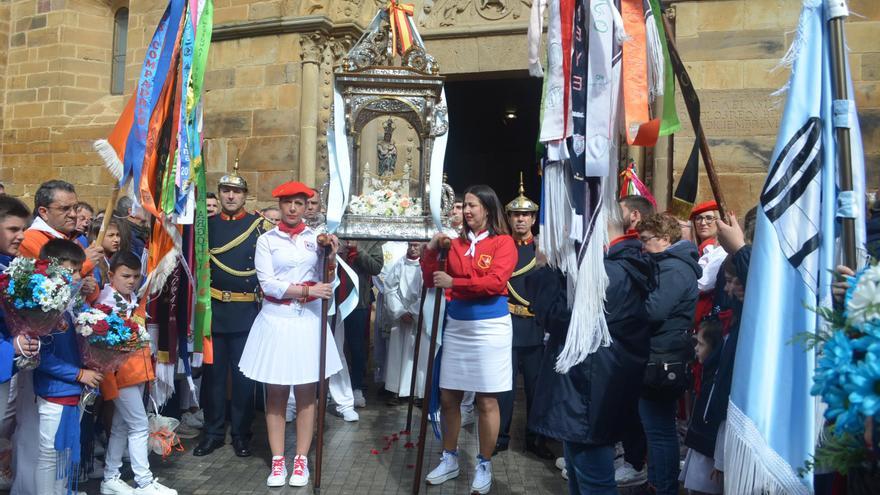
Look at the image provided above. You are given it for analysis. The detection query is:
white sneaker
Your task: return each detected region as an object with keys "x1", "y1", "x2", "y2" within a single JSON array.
[
  {"x1": 353, "y1": 389, "x2": 366, "y2": 408},
  {"x1": 288, "y1": 454, "x2": 309, "y2": 487},
  {"x1": 460, "y1": 407, "x2": 475, "y2": 427},
  {"x1": 175, "y1": 422, "x2": 200, "y2": 439},
  {"x1": 615, "y1": 462, "x2": 647, "y2": 487},
  {"x1": 101, "y1": 475, "x2": 135, "y2": 494},
  {"x1": 555, "y1": 457, "x2": 566, "y2": 471},
  {"x1": 180, "y1": 411, "x2": 203, "y2": 429},
  {"x1": 267, "y1": 456, "x2": 287, "y2": 487},
  {"x1": 133, "y1": 479, "x2": 177, "y2": 495},
  {"x1": 561, "y1": 468, "x2": 568, "y2": 481},
  {"x1": 425, "y1": 450, "x2": 459, "y2": 485},
  {"x1": 341, "y1": 408, "x2": 359, "y2": 422},
  {"x1": 471, "y1": 457, "x2": 492, "y2": 494}
]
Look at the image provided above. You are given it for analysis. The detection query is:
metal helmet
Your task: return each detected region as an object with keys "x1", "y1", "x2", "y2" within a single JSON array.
[
  {"x1": 218, "y1": 156, "x2": 248, "y2": 192},
  {"x1": 505, "y1": 172, "x2": 539, "y2": 213}
]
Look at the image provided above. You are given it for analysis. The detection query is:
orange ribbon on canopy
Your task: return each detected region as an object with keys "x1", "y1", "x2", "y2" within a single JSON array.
[
  {"x1": 621, "y1": 0, "x2": 660, "y2": 147},
  {"x1": 386, "y1": 1, "x2": 415, "y2": 57}
]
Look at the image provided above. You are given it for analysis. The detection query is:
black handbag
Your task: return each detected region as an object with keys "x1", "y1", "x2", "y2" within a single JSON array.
[{"x1": 643, "y1": 351, "x2": 692, "y2": 398}]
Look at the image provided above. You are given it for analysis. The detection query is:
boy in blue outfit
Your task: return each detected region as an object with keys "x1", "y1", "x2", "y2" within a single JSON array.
[
  {"x1": 33, "y1": 239, "x2": 104, "y2": 494},
  {"x1": 0, "y1": 195, "x2": 42, "y2": 412}
]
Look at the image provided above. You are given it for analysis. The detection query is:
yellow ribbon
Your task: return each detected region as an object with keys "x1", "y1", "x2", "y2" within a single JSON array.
[{"x1": 387, "y1": 1, "x2": 415, "y2": 57}]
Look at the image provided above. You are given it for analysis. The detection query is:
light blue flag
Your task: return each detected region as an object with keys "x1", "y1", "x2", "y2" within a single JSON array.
[{"x1": 724, "y1": 1, "x2": 866, "y2": 493}]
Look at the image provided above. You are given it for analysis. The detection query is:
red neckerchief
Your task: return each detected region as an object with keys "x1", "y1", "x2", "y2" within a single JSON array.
[
  {"x1": 515, "y1": 234, "x2": 534, "y2": 247},
  {"x1": 278, "y1": 221, "x2": 306, "y2": 239},
  {"x1": 220, "y1": 210, "x2": 247, "y2": 221},
  {"x1": 609, "y1": 232, "x2": 639, "y2": 248},
  {"x1": 698, "y1": 237, "x2": 717, "y2": 256}
]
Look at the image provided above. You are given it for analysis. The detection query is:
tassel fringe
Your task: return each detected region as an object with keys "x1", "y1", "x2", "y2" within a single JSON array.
[
  {"x1": 93, "y1": 139, "x2": 124, "y2": 182},
  {"x1": 610, "y1": 3, "x2": 629, "y2": 45},
  {"x1": 645, "y1": 13, "x2": 665, "y2": 100},
  {"x1": 538, "y1": 162, "x2": 579, "y2": 289},
  {"x1": 724, "y1": 400, "x2": 811, "y2": 495}
]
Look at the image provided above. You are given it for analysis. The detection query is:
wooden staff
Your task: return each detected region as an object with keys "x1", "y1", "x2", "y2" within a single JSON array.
[
  {"x1": 95, "y1": 184, "x2": 121, "y2": 247},
  {"x1": 405, "y1": 286, "x2": 429, "y2": 433},
  {"x1": 662, "y1": 14, "x2": 728, "y2": 220},
  {"x1": 314, "y1": 234, "x2": 334, "y2": 495},
  {"x1": 828, "y1": 5, "x2": 857, "y2": 269},
  {"x1": 412, "y1": 237, "x2": 451, "y2": 495}
]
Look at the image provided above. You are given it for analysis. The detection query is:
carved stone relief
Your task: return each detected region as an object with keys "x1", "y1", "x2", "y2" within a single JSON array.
[{"x1": 419, "y1": 0, "x2": 532, "y2": 28}]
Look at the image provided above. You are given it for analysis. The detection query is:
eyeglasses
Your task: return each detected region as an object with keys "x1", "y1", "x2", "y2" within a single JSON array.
[
  {"x1": 694, "y1": 215, "x2": 717, "y2": 224},
  {"x1": 639, "y1": 235, "x2": 658, "y2": 243},
  {"x1": 48, "y1": 204, "x2": 77, "y2": 214}
]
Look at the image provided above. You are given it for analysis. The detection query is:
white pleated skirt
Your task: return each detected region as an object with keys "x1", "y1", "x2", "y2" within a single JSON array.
[
  {"x1": 239, "y1": 300, "x2": 342, "y2": 386},
  {"x1": 439, "y1": 313, "x2": 512, "y2": 393}
]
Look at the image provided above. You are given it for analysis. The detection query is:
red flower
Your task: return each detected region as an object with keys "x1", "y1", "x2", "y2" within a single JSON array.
[
  {"x1": 370, "y1": 449, "x2": 379, "y2": 455},
  {"x1": 93, "y1": 304, "x2": 113, "y2": 315},
  {"x1": 92, "y1": 320, "x2": 110, "y2": 336},
  {"x1": 0, "y1": 274, "x2": 9, "y2": 291},
  {"x1": 34, "y1": 259, "x2": 50, "y2": 276}
]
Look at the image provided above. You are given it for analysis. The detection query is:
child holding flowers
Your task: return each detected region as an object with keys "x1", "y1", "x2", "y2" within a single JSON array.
[
  {"x1": 96, "y1": 252, "x2": 175, "y2": 495},
  {"x1": 32, "y1": 239, "x2": 104, "y2": 494}
]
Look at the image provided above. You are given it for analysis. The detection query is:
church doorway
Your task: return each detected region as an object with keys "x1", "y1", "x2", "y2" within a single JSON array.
[{"x1": 443, "y1": 74, "x2": 543, "y2": 207}]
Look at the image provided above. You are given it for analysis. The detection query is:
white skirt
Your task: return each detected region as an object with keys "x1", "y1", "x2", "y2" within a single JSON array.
[
  {"x1": 439, "y1": 313, "x2": 512, "y2": 393},
  {"x1": 239, "y1": 300, "x2": 342, "y2": 386}
]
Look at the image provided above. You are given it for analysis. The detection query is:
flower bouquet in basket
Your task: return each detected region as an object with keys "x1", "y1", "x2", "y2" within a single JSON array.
[
  {"x1": 807, "y1": 263, "x2": 880, "y2": 490},
  {"x1": 0, "y1": 258, "x2": 76, "y2": 369},
  {"x1": 75, "y1": 303, "x2": 149, "y2": 405}
]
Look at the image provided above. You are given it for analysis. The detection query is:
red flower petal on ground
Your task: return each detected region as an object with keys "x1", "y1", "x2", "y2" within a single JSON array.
[
  {"x1": 370, "y1": 449, "x2": 379, "y2": 455},
  {"x1": 404, "y1": 442, "x2": 415, "y2": 449},
  {"x1": 391, "y1": 434, "x2": 399, "y2": 441},
  {"x1": 407, "y1": 464, "x2": 414, "y2": 469},
  {"x1": 382, "y1": 446, "x2": 390, "y2": 451},
  {"x1": 401, "y1": 430, "x2": 410, "y2": 435}
]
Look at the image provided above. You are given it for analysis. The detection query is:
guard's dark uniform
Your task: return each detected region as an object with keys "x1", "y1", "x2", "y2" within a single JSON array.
[
  {"x1": 497, "y1": 236, "x2": 545, "y2": 449},
  {"x1": 202, "y1": 210, "x2": 267, "y2": 448}
]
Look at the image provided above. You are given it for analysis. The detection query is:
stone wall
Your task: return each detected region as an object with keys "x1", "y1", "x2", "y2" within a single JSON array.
[
  {"x1": 0, "y1": 0, "x2": 877, "y2": 214},
  {"x1": 650, "y1": 0, "x2": 880, "y2": 211}
]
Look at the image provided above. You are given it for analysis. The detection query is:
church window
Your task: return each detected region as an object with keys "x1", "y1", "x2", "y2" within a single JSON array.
[{"x1": 111, "y1": 8, "x2": 129, "y2": 95}]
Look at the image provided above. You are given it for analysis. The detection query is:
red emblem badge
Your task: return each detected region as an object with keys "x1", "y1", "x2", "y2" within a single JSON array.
[{"x1": 478, "y1": 254, "x2": 493, "y2": 270}]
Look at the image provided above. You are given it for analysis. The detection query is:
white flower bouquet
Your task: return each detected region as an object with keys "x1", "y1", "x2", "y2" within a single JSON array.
[{"x1": 348, "y1": 188, "x2": 423, "y2": 217}]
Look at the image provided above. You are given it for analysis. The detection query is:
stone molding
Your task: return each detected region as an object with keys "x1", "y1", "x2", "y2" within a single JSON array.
[{"x1": 212, "y1": 15, "x2": 364, "y2": 43}]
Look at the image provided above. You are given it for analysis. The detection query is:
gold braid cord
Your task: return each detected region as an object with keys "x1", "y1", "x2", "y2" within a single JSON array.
[
  {"x1": 506, "y1": 257, "x2": 537, "y2": 307},
  {"x1": 209, "y1": 217, "x2": 263, "y2": 277}
]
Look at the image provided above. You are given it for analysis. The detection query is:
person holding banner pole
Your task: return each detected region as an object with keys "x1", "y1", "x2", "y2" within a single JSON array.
[
  {"x1": 421, "y1": 185, "x2": 516, "y2": 495},
  {"x1": 238, "y1": 182, "x2": 342, "y2": 488}
]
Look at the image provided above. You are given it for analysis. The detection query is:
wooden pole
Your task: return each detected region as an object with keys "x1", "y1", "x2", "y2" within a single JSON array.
[
  {"x1": 411, "y1": 237, "x2": 451, "y2": 495},
  {"x1": 828, "y1": 2, "x2": 857, "y2": 269},
  {"x1": 405, "y1": 286, "x2": 429, "y2": 433},
  {"x1": 313, "y1": 234, "x2": 334, "y2": 495},
  {"x1": 95, "y1": 184, "x2": 121, "y2": 247},
  {"x1": 662, "y1": 14, "x2": 728, "y2": 220}
]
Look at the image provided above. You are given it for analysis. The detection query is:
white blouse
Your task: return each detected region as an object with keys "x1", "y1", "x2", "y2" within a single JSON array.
[{"x1": 255, "y1": 226, "x2": 325, "y2": 300}]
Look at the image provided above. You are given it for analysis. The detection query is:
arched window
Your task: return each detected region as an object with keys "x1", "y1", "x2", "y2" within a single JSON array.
[{"x1": 110, "y1": 8, "x2": 129, "y2": 95}]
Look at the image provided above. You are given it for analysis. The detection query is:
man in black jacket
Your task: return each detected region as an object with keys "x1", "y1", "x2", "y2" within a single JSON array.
[
  {"x1": 526, "y1": 217, "x2": 655, "y2": 494},
  {"x1": 195, "y1": 164, "x2": 267, "y2": 458}
]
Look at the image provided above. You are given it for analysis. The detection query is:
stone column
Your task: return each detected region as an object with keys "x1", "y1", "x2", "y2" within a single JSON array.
[{"x1": 299, "y1": 33, "x2": 324, "y2": 187}]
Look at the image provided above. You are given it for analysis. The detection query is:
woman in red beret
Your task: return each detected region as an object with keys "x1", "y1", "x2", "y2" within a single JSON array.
[{"x1": 238, "y1": 181, "x2": 341, "y2": 488}]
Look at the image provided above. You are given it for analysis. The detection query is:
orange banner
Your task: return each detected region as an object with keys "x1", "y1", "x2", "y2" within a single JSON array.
[{"x1": 621, "y1": 0, "x2": 660, "y2": 146}]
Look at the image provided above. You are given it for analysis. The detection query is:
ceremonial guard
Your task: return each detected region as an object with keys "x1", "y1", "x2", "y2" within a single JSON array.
[
  {"x1": 495, "y1": 178, "x2": 554, "y2": 459},
  {"x1": 195, "y1": 162, "x2": 265, "y2": 458}
]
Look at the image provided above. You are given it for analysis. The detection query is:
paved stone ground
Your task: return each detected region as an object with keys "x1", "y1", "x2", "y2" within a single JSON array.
[{"x1": 72, "y1": 387, "x2": 575, "y2": 495}]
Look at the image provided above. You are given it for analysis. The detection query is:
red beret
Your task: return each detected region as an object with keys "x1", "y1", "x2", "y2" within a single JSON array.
[
  {"x1": 272, "y1": 181, "x2": 315, "y2": 199},
  {"x1": 690, "y1": 201, "x2": 719, "y2": 219}
]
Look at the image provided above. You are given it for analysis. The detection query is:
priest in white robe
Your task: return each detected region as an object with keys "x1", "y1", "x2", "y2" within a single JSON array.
[{"x1": 383, "y1": 242, "x2": 431, "y2": 400}]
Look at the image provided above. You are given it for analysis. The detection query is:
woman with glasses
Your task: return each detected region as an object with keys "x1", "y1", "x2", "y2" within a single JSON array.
[
  {"x1": 689, "y1": 202, "x2": 728, "y2": 324},
  {"x1": 636, "y1": 214, "x2": 702, "y2": 495}
]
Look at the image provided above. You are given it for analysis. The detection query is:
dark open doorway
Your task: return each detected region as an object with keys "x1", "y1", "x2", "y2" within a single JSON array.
[{"x1": 444, "y1": 75, "x2": 543, "y2": 207}]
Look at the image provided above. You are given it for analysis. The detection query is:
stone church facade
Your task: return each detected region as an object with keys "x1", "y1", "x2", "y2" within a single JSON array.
[{"x1": 0, "y1": 0, "x2": 877, "y2": 211}]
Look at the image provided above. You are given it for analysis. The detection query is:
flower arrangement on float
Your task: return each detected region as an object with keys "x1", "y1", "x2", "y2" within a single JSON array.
[
  {"x1": 348, "y1": 188, "x2": 423, "y2": 217},
  {"x1": 808, "y1": 263, "x2": 880, "y2": 478}
]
